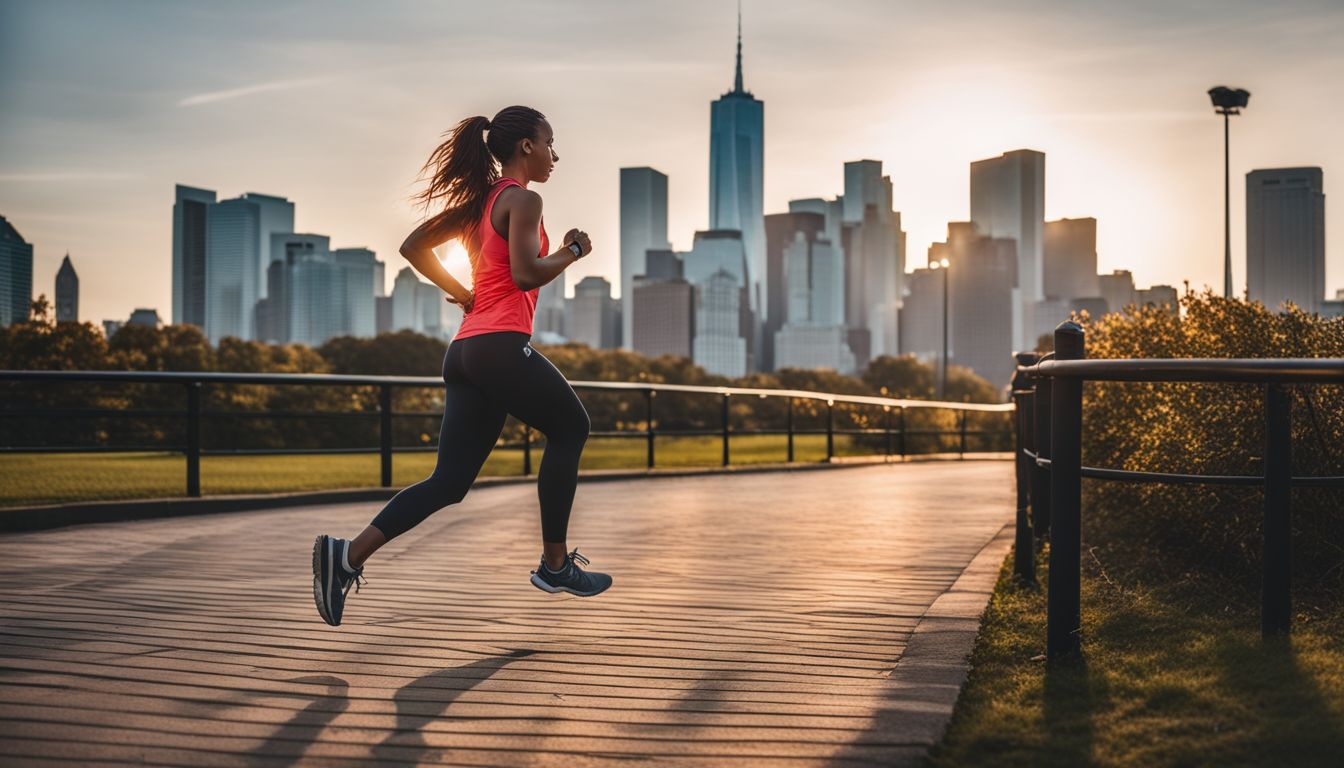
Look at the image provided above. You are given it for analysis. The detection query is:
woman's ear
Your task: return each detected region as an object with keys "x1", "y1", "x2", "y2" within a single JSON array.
[{"x1": 520, "y1": 138, "x2": 532, "y2": 156}]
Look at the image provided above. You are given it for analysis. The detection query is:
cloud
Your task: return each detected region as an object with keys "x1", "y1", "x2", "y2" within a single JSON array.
[
  {"x1": 0, "y1": 172, "x2": 139, "y2": 182},
  {"x1": 177, "y1": 76, "x2": 329, "y2": 107}
]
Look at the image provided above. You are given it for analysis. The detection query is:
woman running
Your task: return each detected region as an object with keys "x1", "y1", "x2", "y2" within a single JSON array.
[{"x1": 313, "y1": 105, "x2": 610, "y2": 627}]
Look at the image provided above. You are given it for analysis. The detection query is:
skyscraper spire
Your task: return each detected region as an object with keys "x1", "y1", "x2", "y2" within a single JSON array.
[{"x1": 734, "y1": 1, "x2": 744, "y2": 93}]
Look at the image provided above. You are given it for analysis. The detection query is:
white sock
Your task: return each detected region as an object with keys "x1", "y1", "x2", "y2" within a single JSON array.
[{"x1": 341, "y1": 541, "x2": 357, "y2": 574}]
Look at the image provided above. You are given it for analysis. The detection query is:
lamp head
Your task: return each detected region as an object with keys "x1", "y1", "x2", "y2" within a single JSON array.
[{"x1": 1208, "y1": 86, "x2": 1250, "y2": 114}]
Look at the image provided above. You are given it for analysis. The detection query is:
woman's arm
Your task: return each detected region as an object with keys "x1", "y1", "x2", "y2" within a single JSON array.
[
  {"x1": 399, "y1": 212, "x2": 474, "y2": 306},
  {"x1": 506, "y1": 190, "x2": 592, "y2": 291}
]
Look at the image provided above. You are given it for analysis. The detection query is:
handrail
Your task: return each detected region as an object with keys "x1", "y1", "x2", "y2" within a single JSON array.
[
  {"x1": 1010, "y1": 323, "x2": 1344, "y2": 661},
  {"x1": 1, "y1": 368, "x2": 1015, "y2": 503},
  {"x1": 0, "y1": 369, "x2": 1013, "y2": 413},
  {"x1": 1021, "y1": 357, "x2": 1344, "y2": 383}
]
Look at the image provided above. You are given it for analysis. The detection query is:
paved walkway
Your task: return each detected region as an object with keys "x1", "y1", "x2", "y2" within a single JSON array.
[{"x1": 0, "y1": 461, "x2": 1013, "y2": 767}]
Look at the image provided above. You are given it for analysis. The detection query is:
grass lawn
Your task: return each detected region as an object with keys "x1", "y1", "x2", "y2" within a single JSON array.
[
  {"x1": 930, "y1": 544, "x2": 1344, "y2": 767},
  {"x1": 0, "y1": 433, "x2": 870, "y2": 508}
]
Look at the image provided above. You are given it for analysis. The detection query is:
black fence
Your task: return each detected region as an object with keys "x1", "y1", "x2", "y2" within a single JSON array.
[
  {"x1": 1012, "y1": 322, "x2": 1344, "y2": 659},
  {"x1": 1, "y1": 370, "x2": 1015, "y2": 498}
]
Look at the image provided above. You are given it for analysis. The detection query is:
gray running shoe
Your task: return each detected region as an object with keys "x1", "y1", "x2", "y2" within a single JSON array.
[
  {"x1": 312, "y1": 534, "x2": 367, "y2": 626},
  {"x1": 530, "y1": 548, "x2": 612, "y2": 597}
]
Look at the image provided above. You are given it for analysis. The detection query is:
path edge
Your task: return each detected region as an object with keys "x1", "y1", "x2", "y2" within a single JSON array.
[{"x1": 871, "y1": 521, "x2": 1015, "y2": 758}]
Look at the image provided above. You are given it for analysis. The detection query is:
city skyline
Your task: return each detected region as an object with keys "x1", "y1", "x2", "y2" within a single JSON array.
[{"x1": 2, "y1": 0, "x2": 1343, "y2": 325}]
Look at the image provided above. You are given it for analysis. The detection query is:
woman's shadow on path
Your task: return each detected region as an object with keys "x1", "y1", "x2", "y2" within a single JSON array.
[{"x1": 372, "y1": 648, "x2": 540, "y2": 764}]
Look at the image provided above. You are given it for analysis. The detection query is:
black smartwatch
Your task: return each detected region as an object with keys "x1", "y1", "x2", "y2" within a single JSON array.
[{"x1": 567, "y1": 241, "x2": 583, "y2": 258}]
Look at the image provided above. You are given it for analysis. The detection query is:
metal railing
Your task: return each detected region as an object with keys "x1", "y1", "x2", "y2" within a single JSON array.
[
  {"x1": 1, "y1": 369, "x2": 1014, "y2": 498},
  {"x1": 1012, "y1": 322, "x2": 1344, "y2": 659}
]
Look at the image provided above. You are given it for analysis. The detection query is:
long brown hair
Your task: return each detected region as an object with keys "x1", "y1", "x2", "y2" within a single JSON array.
[{"x1": 414, "y1": 106, "x2": 546, "y2": 270}]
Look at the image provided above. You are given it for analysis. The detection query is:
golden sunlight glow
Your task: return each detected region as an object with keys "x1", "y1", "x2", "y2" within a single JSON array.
[{"x1": 437, "y1": 240, "x2": 473, "y2": 288}]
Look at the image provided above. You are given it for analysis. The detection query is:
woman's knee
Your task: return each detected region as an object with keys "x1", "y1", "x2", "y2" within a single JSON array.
[
  {"x1": 425, "y1": 472, "x2": 471, "y2": 505},
  {"x1": 546, "y1": 411, "x2": 589, "y2": 447}
]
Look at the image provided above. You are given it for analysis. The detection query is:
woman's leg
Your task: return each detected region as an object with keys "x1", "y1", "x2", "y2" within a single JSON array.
[
  {"x1": 347, "y1": 344, "x2": 507, "y2": 568},
  {"x1": 461, "y1": 334, "x2": 590, "y2": 568}
]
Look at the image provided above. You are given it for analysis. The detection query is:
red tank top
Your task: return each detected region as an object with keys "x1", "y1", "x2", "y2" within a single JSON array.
[{"x1": 453, "y1": 178, "x2": 549, "y2": 340}]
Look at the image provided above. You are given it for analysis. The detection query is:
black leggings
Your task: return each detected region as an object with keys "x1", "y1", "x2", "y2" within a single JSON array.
[{"x1": 369, "y1": 331, "x2": 590, "y2": 543}]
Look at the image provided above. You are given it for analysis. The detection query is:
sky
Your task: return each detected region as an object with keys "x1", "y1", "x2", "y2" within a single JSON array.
[{"x1": 2, "y1": 0, "x2": 1342, "y2": 326}]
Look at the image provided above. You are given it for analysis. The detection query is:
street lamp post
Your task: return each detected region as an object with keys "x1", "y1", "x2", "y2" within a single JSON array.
[
  {"x1": 931, "y1": 257, "x2": 950, "y2": 399},
  {"x1": 1208, "y1": 85, "x2": 1250, "y2": 300}
]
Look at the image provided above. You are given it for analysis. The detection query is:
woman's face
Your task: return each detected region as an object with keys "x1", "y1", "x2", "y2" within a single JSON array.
[{"x1": 521, "y1": 120, "x2": 558, "y2": 183}]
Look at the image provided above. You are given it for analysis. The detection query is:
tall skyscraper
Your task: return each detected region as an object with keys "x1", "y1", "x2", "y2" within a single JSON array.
[
  {"x1": 682, "y1": 230, "x2": 753, "y2": 371},
  {"x1": 970, "y1": 150, "x2": 1045, "y2": 350},
  {"x1": 1043, "y1": 218, "x2": 1099, "y2": 301},
  {"x1": 693, "y1": 269, "x2": 747, "y2": 377},
  {"x1": 764, "y1": 211, "x2": 825, "y2": 371},
  {"x1": 899, "y1": 266, "x2": 942, "y2": 366},
  {"x1": 840, "y1": 161, "x2": 905, "y2": 359},
  {"x1": 263, "y1": 234, "x2": 329, "y2": 345},
  {"x1": 940, "y1": 222, "x2": 1019, "y2": 390},
  {"x1": 773, "y1": 216, "x2": 853, "y2": 373},
  {"x1": 632, "y1": 275, "x2": 694, "y2": 360},
  {"x1": 388, "y1": 266, "x2": 458, "y2": 339},
  {"x1": 535, "y1": 271, "x2": 567, "y2": 342},
  {"x1": 1246, "y1": 167, "x2": 1326, "y2": 313},
  {"x1": 172, "y1": 185, "x2": 215, "y2": 327},
  {"x1": 0, "y1": 215, "x2": 33, "y2": 326},
  {"x1": 332, "y1": 247, "x2": 379, "y2": 339},
  {"x1": 391, "y1": 267, "x2": 422, "y2": 333},
  {"x1": 709, "y1": 8, "x2": 765, "y2": 326},
  {"x1": 568, "y1": 276, "x2": 620, "y2": 349},
  {"x1": 202, "y1": 192, "x2": 295, "y2": 343},
  {"x1": 619, "y1": 167, "x2": 670, "y2": 348},
  {"x1": 55, "y1": 254, "x2": 78, "y2": 323},
  {"x1": 1099, "y1": 270, "x2": 1136, "y2": 315},
  {"x1": 260, "y1": 235, "x2": 380, "y2": 346},
  {"x1": 205, "y1": 196, "x2": 261, "y2": 343},
  {"x1": 630, "y1": 248, "x2": 693, "y2": 358},
  {"x1": 248, "y1": 193, "x2": 296, "y2": 300}
]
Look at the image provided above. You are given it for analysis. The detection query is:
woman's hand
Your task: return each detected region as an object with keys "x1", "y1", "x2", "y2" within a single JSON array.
[
  {"x1": 447, "y1": 289, "x2": 474, "y2": 314},
  {"x1": 563, "y1": 228, "x2": 593, "y2": 258}
]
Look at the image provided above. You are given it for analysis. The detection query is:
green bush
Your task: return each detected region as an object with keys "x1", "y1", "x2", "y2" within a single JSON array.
[{"x1": 1077, "y1": 291, "x2": 1344, "y2": 602}]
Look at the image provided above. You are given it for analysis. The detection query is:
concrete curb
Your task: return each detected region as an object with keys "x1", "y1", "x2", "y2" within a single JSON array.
[
  {"x1": 0, "y1": 454, "x2": 1010, "y2": 534},
  {"x1": 869, "y1": 521, "x2": 1015, "y2": 763}
]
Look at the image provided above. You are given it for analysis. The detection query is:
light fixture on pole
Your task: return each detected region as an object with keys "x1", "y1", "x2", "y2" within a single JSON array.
[
  {"x1": 930, "y1": 257, "x2": 950, "y2": 399},
  {"x1": 1208, "y1": 85, "x2": 1250, "y2": 300}
]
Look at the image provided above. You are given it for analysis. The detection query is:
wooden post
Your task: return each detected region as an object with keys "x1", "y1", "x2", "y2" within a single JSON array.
[{"x1": 1047, "y1": 322, "x2": 1084, "y2": 661}]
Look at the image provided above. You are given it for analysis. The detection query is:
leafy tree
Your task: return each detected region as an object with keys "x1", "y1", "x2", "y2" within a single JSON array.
[{"x1": 863, "y1": 355, "x2": 935, "y2": 399}]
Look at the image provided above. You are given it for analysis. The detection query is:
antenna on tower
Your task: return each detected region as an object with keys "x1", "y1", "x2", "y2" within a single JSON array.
[{"x1": 734, "y1": 0, "x2": 744, "y2": 93}]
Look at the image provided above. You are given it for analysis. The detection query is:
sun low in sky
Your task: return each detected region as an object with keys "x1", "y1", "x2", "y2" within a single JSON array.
[{"x1": 1, "y1": 0, "x2": 1341, "y2": 324}]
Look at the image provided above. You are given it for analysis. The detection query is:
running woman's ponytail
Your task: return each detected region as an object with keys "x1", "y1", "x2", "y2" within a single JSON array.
[{"x1": 414, "y1": 106, "x2": 546, "y2": 269}]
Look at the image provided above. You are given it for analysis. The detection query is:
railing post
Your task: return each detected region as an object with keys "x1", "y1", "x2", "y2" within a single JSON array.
[
  {"x1": 786, "y1": 397, "x2": 794, "y2": 463},
  {"x1": 185, "y1": 381, "x2": 201, "y2": 498},
  {"x1": 379, "y1": 384, "x2": 393, "y2": 488},
  {"x1": 826, "y1": 400, "x2": 834, "y2": 462},
  {"x1": 721, "y1": 392, "x2": 730, "y2": 467},
  {"x1": 1032, "y1": 368, "x2": 1053, "y2": 540},
  {"x1": 646, "y1": 389, "x2": 656, "y2": 470},
  {"x1": 884, "y1": 405, "x2": 892, "y2": 462},
  {"x1": 1263, "y1": 383, "x2": 1292, "y2": 637},
  {"x1": 898, "y1": 406, "x2": 906, "y2": 459},
  {"x1": 522, "y1": 424, "x2": 532, "y2": 476},
  {"x1": 959, "y1": 411, "x2": 967, "y2": 458},
  {"x1": 1047, "y1": 322, "x2": 1085, "y2": 661},
  {"x1": 1012, "y1": 352, "x2": 1039, "y2": 585}
]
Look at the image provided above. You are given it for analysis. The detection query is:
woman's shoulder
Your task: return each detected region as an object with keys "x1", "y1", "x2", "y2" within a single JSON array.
[{"x1": 493, "y1": 185, "x2": 542, "y2": 216}]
